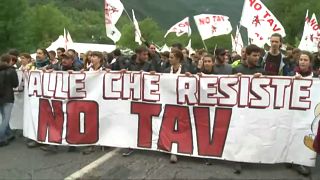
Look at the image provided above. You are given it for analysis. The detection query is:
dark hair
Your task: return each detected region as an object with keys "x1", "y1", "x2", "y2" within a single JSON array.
[
  {"x1": 171, "y1": 43, "x2": 183, "y2": 51},
  {"x1": 300, "y1": 51, "x2": 313, "y2": 64},
  {"x1": 113, "y1": 48, "x2": 122, "y2": 56},
  {"x1": 0, "y1": 54, "x2": 12, "y2": 64},
  {"x1": 171, "y1": 49, "x2": 184, "y2": 63},
  {"x1": 37, "y1": 48, "x2": 49, "y2": 58},
  {"x1": 20, "y1": 53, "x2": 31, "y2": 59},
  {"x1": 135, "y1": 46, "x2": 149, "y2": 54},
  {"x1": 292, "y1": 48, "x2": 301, "y2": 55},
  {"x1": 160, "y1": 51, "x2": 170, "y2": 59},
  {"x1": 48, "y1": 50, "x2": 56, "y2": 56},
  {"x1": 57, "y1": 47, "x2": 66, "y2": 53},
  {"x1": 246, "y1": 44, "x2": 261, "y2": 55},
  {"x1": 182, "y1": 48, "x2": 189, "y2": 55},
  {"x1": 271, "y1": 33, "x2": 283, "y2": 43},
  {"x1": 91, "y1": 51, "x2": 104, "y2": 63},
  {"x1": 67, "y1": 49, "x2": 76, "y2": 54},
  {"x1": 8, "y1": 49, "x2": 19, "y2": 57}
]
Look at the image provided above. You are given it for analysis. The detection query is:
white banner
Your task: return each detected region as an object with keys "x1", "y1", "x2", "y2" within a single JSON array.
[
  {"x1": 164, "y1": 17, "x2": 191, "y2": 38},
  {"x1": 240, "y1": 0, "x2": 286, "y2": 47},
  {"x1": 194, "y1": 14, "x2": 232, "y2": 40},
  {"x1": 18, "y1": 71, "x2": 320, "y2": 167},
  {"x1": 105, "y1": 0, "x2": 124, "y2": 42}
]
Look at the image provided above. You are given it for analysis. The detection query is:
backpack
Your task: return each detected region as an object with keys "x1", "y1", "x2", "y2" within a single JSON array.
[{"x1": 0, "y1": 70, "x2": 7, "y2": 97}]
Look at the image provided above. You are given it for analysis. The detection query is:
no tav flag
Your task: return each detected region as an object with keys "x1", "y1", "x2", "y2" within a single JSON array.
[
  {"x1": 194, "y1": 14, "x2": 232, "y2": 40},
  {"x1": 240, "y1": 0, "x2": 286, "y2": 47}
]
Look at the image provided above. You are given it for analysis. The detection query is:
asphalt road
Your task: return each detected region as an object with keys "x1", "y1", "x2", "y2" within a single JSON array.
[{"x1": 0, "y1": 135, "x2": 319, "y2": 180}]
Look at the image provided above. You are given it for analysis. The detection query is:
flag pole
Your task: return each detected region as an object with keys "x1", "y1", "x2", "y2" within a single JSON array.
[{"x1": 202, "y1": 39, "x2": 208, "y2": 51}]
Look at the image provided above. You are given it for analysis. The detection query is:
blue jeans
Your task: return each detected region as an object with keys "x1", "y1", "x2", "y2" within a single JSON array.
[{"x1": 0, "y1": 103, "x2": 14, "y2": 142}]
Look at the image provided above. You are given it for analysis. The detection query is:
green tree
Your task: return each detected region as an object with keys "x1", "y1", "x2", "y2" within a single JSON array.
[
  {"x1": 0, "y1": 0, "x2": 29, "y2": 53},
  {"x1": 26, "y1": 4, "x2": 71, "y2": 51}
]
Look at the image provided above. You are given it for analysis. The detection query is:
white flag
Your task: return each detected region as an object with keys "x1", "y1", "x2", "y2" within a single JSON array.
[
  {"x1": 160, "y1": 44, "x2": 170, "y2": 52},
  {"x1": 233, "y1": 26, "x2": 244, "y2": 55},
  {"x1": 132, "y1": 9, "x2": 142, "y2": 45},
  {"x1": 194, "y1": 14, "x2": 232, "y2": 40},
  {"x1": 240, "y1": 0, "x2": 286, "y2": 47},
  {"x1": 299, "y1": 11, "x2": 320, "y2": 52},
  {"x1": 299, "y1": 10, "x2": 310, "y2": 51},
  {"x1": 164, "y1": 17, "x2": 191, "y2": 38},
  {"x1": 105, "y1": 0, "x2": 124, "y2": 43},
  {"x1": 64, "y1": 28, "x2": 67, "y2": 50},
  {"x1": 63, "y1": 28, "x2": 73, "y2": 50}
]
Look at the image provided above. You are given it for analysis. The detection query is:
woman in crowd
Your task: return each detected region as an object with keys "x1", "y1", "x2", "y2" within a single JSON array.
[
  {"x1": 294, "y1": 51, "x2": 315, "y2": 78},
  {"x1": 163, "y1": 49, "x2": 190, "y2": 163},
  {"x1": 82, "y1": 51, "x2": 105, "y2": 154},
  {"x1": 163, "y1": 49, "x2": 189, "y2": 74},
  {"x1": 35, "y1": 48, "x2": 50, "y2": 69},
  {"x1": 83, "y1": 51, "x2": 93, "y2": 70},
  {"x1": 19, "y1": 53, "x2": 35, "y2": 71},
  {"x1": 0, "y1": 54, "x2": 19, "y2": 146},
  {"x1": 198, "y1": 55, "x2": 215, "y2": 74},
  {"x1": 87, "y1": 51, "x2": 105, "y2": 71},
  {"x1": 291, "y1": 51, "x2": 315, "y2": 176}
]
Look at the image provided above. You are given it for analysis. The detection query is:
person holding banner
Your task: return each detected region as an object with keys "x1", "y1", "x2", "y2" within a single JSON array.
[
  {"x1": 19, "y1": 53, "x2": 35, "y2": 71},
  {"x1": 163, "y1": 49, "x2": 189, "y2": 75},
  {"x1": 198, "y1": 54, "x2": 215, "y2": 74},
  {"x1": 290, "y1": 51, "x2": 316, "y2": 176},
  {"x1": 283, "y1": 48, "x2": 301, "y2": 76},
  {"x1": 41, "y1": 53, "x2": 81, "y2": 153},
  {"x1": 163, "y1": 49, "x2": 190, "y2": 163},
  {"x1": 87, "y1": 51, "x2": 105, "y2": 71},
  {"x1": 233, "y1": 44, "x2": 265, "y2": 76},
  {"x1": 0, "y1": 54, "x2": 19, "y2": 146},
  {"x1": 126, "y1": 46, "x2": 154, "y2": 72},
  {"x1": 212, "y1": 48, "x2": 233, "y2": 75},
  {"x1": 294, "y1": 51, "x2": 316, "y2": 78},
  {"x1": 46, "y1": 52, "x2": 81, "y2": 71},
  {"x1": 35, "y1": 48, "x2": 50, "y2": 70}
]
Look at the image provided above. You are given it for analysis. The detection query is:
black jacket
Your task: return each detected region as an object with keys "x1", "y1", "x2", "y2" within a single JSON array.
[
  {"x1": 0, "y1": 65, "x2": 19, "y2": 104},
  {"x1": 163, "y1": 64, "x2": 189, "y2": 74}
]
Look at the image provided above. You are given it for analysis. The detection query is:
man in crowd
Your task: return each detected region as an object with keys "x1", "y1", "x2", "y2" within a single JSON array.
[
  {"x1": 56, "y1": 47, "x2": 65, "y2": 61},
  {"x1": 67, "y1": 49, "x2": 83, "y2": 69},
  {"x1": 46, "y1": 52, "x2": 81, "y2": 71},
  {"x1": 126, "y1": 46, "x2": 154, "y2": 72},
  {"x1": 233, "y1": 44, "x2": 265, "y2": 75},
  {"x1": 261, "y1": 33, "x2": 285, "y2": 75},
  {"x1": 148, "y1": 43, "x2": 162, "y2": 72},
  {"x1": 283, "y1": 48, "x2": 301, "y2": 76},
  {"x1": 48, "y1": 50, "x2": 59, "y2": 65},
  {"x1": 213, "y1": 48, "x2": 233, "y2": 75}
]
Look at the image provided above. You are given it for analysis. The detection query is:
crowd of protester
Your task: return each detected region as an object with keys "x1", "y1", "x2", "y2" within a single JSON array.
[{"x1": 0, "y1": 33, "x2": 319, "y2": 176}]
